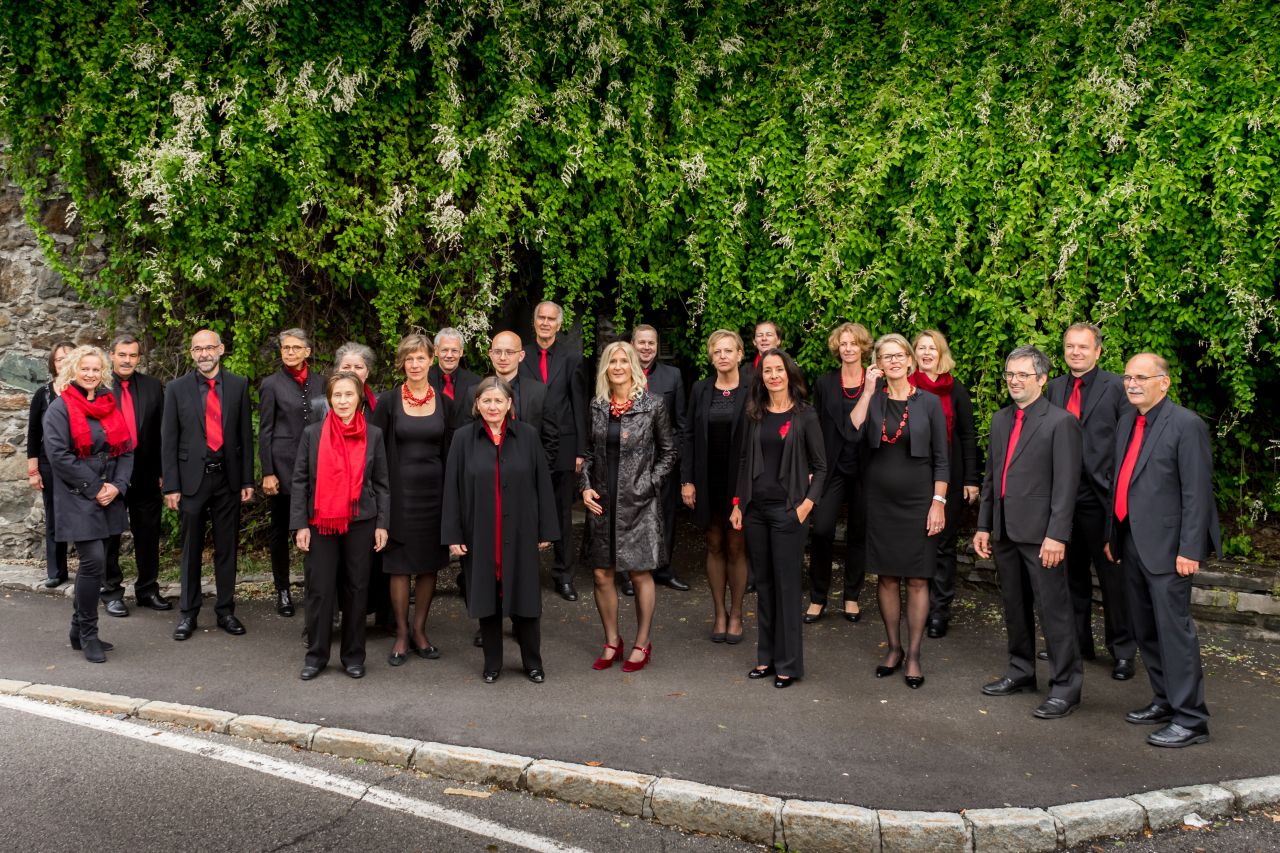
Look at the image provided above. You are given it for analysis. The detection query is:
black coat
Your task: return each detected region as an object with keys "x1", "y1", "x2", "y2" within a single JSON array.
[
  {"x1": 508, "y1": 375, "x2": 559, "y2": 465},
  {"x1": 288, "y1": 420, "x2": 391, "y2": 531},
  {"x1": 681, "y1": 372, "x2": 749, "y2": 528},
  {"x1": 442, "y1": 420, "x2": 560, "y2": 619},
  {"x1": 112, "y1": 371, "x2": 164, "y2": 495},
  {"x1": 258, "y1": 366, "x2": 328, "y2": 493},
  {"x1": 520, "y1": 338, "x2": 588, "y2": 470},
  {"x1": 429, "y1": 364, "x2": 482, "y2": 427},
  {"x1": 161, "y1": 370, "x2": 255, "y2": 495},
  {"x1": 812, "y1": 370, "x2": 865, "y2": 479},
  {"x1": 645, "y1": 362, "x2": 688, "y2": 439},
  {"x1": 42, "y1": 387, "x2": 133, "y2": 543},
  {"x1": 579, "y1": 392, "x2": 677, "y2": 572},
  {"x1": 735, "y1": 404, "x2": 827, "y2": 513},
  {"x1": 1046, "y1": 367, "x2": 1126, "y2": 503},
  {"x1": 369, "y1": 387, "x2": 454, "y2": 547},
  {"x1": 860, "y1": 383, "x2": 950, "y2": 483}
]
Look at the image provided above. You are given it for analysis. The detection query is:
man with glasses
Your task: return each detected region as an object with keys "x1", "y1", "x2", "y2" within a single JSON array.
[
  {"x1": 162, "y1": 329, "x2": 255, "y2": 640},
  {"x1": 975, "y1": 345, "x2": 1084, "y2": 719},
  {"x1": 1104, "y1": 354, "x2": 1219, "y2": 747},
  {"x1": 430, "y1": 327, "x2": 480, "y2": 426},
  {"x1": 1046, "y1": 323, "x2": 1135, "y2": 681}
]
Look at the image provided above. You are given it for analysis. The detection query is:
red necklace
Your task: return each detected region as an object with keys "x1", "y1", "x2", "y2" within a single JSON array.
[
  {"x1": 609, "y1": 397, "x2": 634, "y2": 418},
  {"x1": 881, "y1": 397, "x2": 910, "y2": 444},
  {"x1": 402, "y1": 382, "x2": 435, "y2": 407},
  {"x1": 841, "y1": 370, "x2": 865, "y2": 400}
]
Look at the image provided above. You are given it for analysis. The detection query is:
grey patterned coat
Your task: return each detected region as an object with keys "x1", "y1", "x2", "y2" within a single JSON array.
[{"x1": 579, "y1": 392, "x2": 677, "y2": 572}]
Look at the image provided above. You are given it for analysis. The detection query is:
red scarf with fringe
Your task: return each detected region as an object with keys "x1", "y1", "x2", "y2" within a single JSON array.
[
  {"x1": 310, "y1": 410, "x2": 367, "y2": 535},
  {"x1": 62, "y1": 384, "x2": 133, "y2": 458}
]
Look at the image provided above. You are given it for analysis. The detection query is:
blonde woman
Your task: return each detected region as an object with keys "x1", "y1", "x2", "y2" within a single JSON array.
[{"x1": 580, "y1": 341, "x2": 677, "y2": 673}]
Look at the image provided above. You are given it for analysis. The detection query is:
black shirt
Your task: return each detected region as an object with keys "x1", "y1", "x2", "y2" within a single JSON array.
[{"x1": 754, "y1": 408, "x2": 794, "y2": 504}]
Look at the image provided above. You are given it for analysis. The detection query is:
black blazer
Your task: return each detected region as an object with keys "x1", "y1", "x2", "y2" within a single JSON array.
[
  {"x1": 288, "y1": 420, "x2": 390, "y2": 531},
  {"x1": 860, "y1": 383, "x2": 950, "y2": 483},
  {"x1": 370, "y1": 388, "x2": 454, "y2": 546},
  {"x1": 520, "y1": 338, "x2": 587, "y2": 470},
  {"x1": 812, "y1": 370, "x2": 864, "y2": 478},
  {"x1": 258, "y1": 367, "x2": 327, "y2": 493},
  {"x1": 681, "y1": 373, "x2": 749, "y2": 528},
  {"x1": 1106, "y1": 399, "x2": 1221, "y2": 571},
  {"x1": 508, "y1": 375, "x2": 560, "y2": 465},
  {"x1": 1046, "y1": 367, "x2": 1126, "y2": 503},
  {"x1": 26, "y1": 383, "x2": 56, "y2": 472},
  {"x1": 645, "y1": 362, "x2": 688, "y2": 439},
  {"x1": 161, "y1": 370, "x2": 254, "y2": 496},
  {"x1": 42, "y1": 389, "x2": 133, "y2": 543},
  {"x1": 429, "y1": 364, "x2": 482, "y2": 427},
  {"x1": 978, "y1": 395, "x2": 1082, "y2": 544},
  {"x1": 113, "y1": 371, "x2": 164, "y2": 494},
  {"x1": 735, "y1": 405, "x2": 827, "y2": 514}
]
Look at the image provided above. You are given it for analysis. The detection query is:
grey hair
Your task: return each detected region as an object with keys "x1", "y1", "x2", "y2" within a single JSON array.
[
  {"x1": 334, "y1": 341, "x2": 375, "y2": 372},
  {"x1": 1006, "y1": 344, "x2": 1052, "y2": 377},
  {"x1": 434, "y1": 327, "x2": 465, "y2": 348},
  {"x1": 278, "y1": 328, "x2": 310, "y2": 348},
  {"x1": 110, "y1": 333, "x2": 141, "y2": 352},
  {"x1": 534, "y1": 300, "x2": 564, "y2": 323}
]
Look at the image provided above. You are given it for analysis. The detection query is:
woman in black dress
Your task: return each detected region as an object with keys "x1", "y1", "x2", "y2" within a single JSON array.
[
  {"x1": 730, "y1": 350, "x2": 827, "y2": 688},
  {"x1": 443, "y1": 377, "x2": 560, "y2": 684},
  {"x1": 681, "y1": 330, "x2": 750, "y2": 643},
  {"x1": 26, "y1": 341, "x2": 74, "y2": 589},
  {"x1": 371, "y1": 333, "x2": 453, "y2": 666},
  {"x1": 581, "y1": 341, "x2": 677, "y2": 673},
  {"x1": 808, "y1": 322, "x2": 872, "y2": 624},
  {"x1": 850, "y1": 333, "x2": 949, "y2": 688}
]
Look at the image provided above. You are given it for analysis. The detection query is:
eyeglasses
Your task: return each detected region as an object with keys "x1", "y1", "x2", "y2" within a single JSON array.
[
  {"x1": 490, "y1": 349, "x2": 520, "y2": 358},
  {"x1": 191, "y1": 345, "x2": 220, "y2": 355},
  {"x1": 1001, "y1": 371, "x2": 1037, "y2": 382},
  {"x1": 879, "y1": 352, "x2": 908, "y2": 363},
  {"x1": 1121, "y1": 374, "x2": 1167, "y2": 384},
  {"x1": 280, "y1": 345, "x2": 308, "y2": 353}
]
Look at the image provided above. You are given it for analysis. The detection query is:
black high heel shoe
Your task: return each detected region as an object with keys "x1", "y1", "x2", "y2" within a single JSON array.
[
  {"x1": 875, "y1": 648, "x2": 904, "y2": 678},
  {"x1": 904, "y1": 659, "x2": 924, "y2": 688}
]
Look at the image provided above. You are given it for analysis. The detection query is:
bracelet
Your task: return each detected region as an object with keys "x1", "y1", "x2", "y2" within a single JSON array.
[
  {"x1": 932, "y1": 495, "x2": 947, "y2": 505},
  {"x1": 731, "y1": 497, "x2": 740, "y2": 506}
]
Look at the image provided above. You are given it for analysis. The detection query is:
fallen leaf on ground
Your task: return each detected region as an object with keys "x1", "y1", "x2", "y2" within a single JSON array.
[
  {"x1": 444, "y1": 788, "x2": 491, "y2": 799},
  {"x1": 585, "y1": 761, "x2": 603, "y2": 766}
]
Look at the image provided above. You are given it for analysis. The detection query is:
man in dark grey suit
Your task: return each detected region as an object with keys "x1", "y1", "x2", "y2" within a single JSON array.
[
  {"x1": 162, "y1": 329, "x2": 255, "y2": 641},
  {"x1": 632, "y1": 324, "x2": 689, "y2": 591},
  {"x1": 1105, "y1": 353, "x2": 1220, "y2": 748},
  {"x1": 975, "y1": 345, "x2": 1084, "y2": 719},
  {"x1": 1046, "y1": 323, "x2": 1136, "y2": 680},
  {"x1": 430, "y1": 327, "x2": 481, "y2": 426}
]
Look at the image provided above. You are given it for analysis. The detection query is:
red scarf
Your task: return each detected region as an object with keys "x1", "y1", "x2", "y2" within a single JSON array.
[
  {"x1": 364, "y1": 384, "x2": 377, "y2": 411},
  {"x1": 285, "y1": 361, "x2": 309, "y2": 387},
  {"x1": 908, "y1": 372, "x2": 954, "y2": 442},
  {"x1": 310, "y1": 410, "x2": 367, "y2": 535},
  {"x1": 62, "y1": 384, "x2": 133, "y2": 458}
]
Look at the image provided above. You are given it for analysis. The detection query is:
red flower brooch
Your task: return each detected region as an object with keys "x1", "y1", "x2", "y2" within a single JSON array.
[{"x1": 779, "y1": 420, "x2": 792, "y2": 439}]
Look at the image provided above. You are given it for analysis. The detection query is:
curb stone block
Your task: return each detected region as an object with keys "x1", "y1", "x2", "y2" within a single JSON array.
[
  {"x1": 963, "y1": 808, "x2": 1058, "y2": 853},
  {"x1": 19, "y1": 683, "x2": 145, "y2": 715},
  {"x1": 411, "y1": 742, "x2": 532, "y2": 788},
  {"x1": 1219, "y1": 776, "x2": 1280, "y2": 810},
  {"x1": 137, "y1": 700, "x2": 237, "y2": 733},
  {"x1": 1047, "y1": 798, "x2": 1146, "y2": 846},
  {"x1": 878, "y1": 810, "x2": 972, "y2": 853},
  {"x1": 228, "y1": 714, "x2": 319, "y2": 748},
  {"x1": 0, "y1": 678, "x2": 32, "y2": 695},
  {"x1": 310, "y1": 728, "x2": 418, "y2": 766},
  {"x1": 782, "y1": 799, "x2": 880, "y2": 852},
  {"x1": 1128, "y1": 785, "x2": 1235, "y2": 830},
  {"x1": 524, "y1": 760, "x2": 655, "y2": 816},
  {"x1": 649, "y1": 778, "x2": 781, "y2": 846}
]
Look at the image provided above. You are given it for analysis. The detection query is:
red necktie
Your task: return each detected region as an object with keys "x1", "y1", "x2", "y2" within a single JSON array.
[
  {"x1": 540, "y1": 348, "x2": 549, "y2": 383},
  {"x1": 443, "y1": 372, "x2": 455, "y2": 400},
  {"x1": 118, "y1": 379, "x2": 138, "y2": 446},
  {"x1": 1066, "y1": 377, "x2": 1082, "y2": 419},
  {"x1": 1114, "y1": 414, "x2": 1146, "y2": 522},
  {"x1": 1000, "y1": 408, "x2": 1024, "y2": 498},
  {"x1": 205, "y1": 379, "x2": 223, "y2": 452}
]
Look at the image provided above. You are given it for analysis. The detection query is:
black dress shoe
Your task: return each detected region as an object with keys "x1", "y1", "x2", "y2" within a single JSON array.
[
  {"x1": 300, "y1": 665, "x2": 322, "y2": 681},
  {"x1": 773, "y1": 676, "x2": 796, "y2": 688},
  {"x1": 803, "y1": 606, "x2": 825, "y2": 624},
  {"x1": 621, "y1": 578, "x2": 635, "y2": 596},
  {"x1": 555, "y1": 582, "x2": 578, "y2": 602},
  {"x1": 217, "y1": 615, "x2": 246, "y2": 635},
  {"x1": 1125, "y1": 703, "x2": 1174, "y2": 725},
  {"x1": 1036, "y1": 649, "x2": 1049, "y2": 661},
  {"x1": 276, "y1": 590, "x2": 294, "y2": 617},
  {"x1": 42, "y1": 577, "x2": 66, "y2": 589},
  {"x1": 982, "y1": 676, "x2": 1037, "y2": 696},
  {"x1": 136, "y1": 592, "x2": 172, "y2": 611},
  {"x1": 656, "y1": 575, "x2": 691, "y2": 591},
  {"x1": 747, "y1": 665, "x2": 775, "y2": 679},
  {"x1": 745, "y1": 582, "x2": 756, "y2": 594},
  {"x1": 82, "y1": 638, "x2": 107, "y2": 663},
  {"x1": 411, "y1": 642, "x2": 440, "y2": 660},
  {"x1": 843, "y1": 609, "x2": 862, "y2": 624},
  {"x1": 69, "y1": 632, "x2": 114, "y2": 652},
  {"x1": 173, "y1": 617, "x2": 197, "y2": 641},
  {"x1": 926, "y1": 619, "x2": 947, "y2": 638},
  {"x1": 527, "y1": 669, "x2": 545, "y2": 683},
  {"x1": 904, "y1": 675, "x2": 925, "y2": 689},
  {"x1": 482, "y1": 670, "x2": 500, "y2": 683},
  {"x1": 1147, "y1": 723, "x2": 1209, "y2": 748},
  {"x1": 387, "y1": 650, "x2": 407, "y2": 666},
  {"x1": 1112, "y1": 658, "x2": 1136, "y2": 680},
  {"x1": 104, "y1": 599, "x2": 129, "y2": 618},
  {"x1": 1033, "y1": 697, "x2": 1079, "y2": 719},
  {"x1": 345, "y1": 665, "x2": 366, "y2": 679},
  {"x1": 473, "y1": 631, "x2": 483, "y2": 648}
]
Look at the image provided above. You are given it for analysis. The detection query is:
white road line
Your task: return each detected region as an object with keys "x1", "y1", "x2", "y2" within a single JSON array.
[{"x1": 0, "y1": 694, "x2": 593, "y2": 853}]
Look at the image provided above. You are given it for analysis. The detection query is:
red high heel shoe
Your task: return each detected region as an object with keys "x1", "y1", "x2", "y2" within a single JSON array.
[
  {"x1": 592, "y1": 640, "x2": 624, "y2": 670},
  {"x1": 621, "y1": 643, "x2": 652, "y2": 673}
]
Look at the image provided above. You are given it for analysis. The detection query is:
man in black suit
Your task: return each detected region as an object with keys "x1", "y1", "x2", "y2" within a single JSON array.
[
  {"x1": 521, "y1": 301, "x2": 588, "y2": 601},
  {"x1": 1046, "y1": 323, "x2": 1135, "y2": 680},
  {"x1": 491, "y1": 331, "x2": 559, "y2": 463},
  {"x1": 632, "y1": 324, "x2": 689, "y2": 591},
  {"x1": 430, "y1": 327, "x2": 481, "y2": 426},
  {"x1": 975, "y1": 345, "x2": 1084, "y2": 719},
  {"x1": 101, "y1": 334, "x2": 171, "y2": 615},
  {"x1": 1105, "y1": 353, "x2": 1220, "y2": 748},
  {"x1": 162, "y1": 329, "x2": 255, "y2": 640}
]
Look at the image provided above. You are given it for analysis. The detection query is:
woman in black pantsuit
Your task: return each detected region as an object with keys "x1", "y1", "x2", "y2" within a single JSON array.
[
  {"x1": 291, "y1": 372, "x2": 390, "y2": 681},
  {"x1": 26, "y1": 341, "x2": 74, "y2": 588},
  {"x1": 851, "y1": 333, "x2": 950, "y2": 688},
  {"x1": 808, "y1": 322, "x2": 872, "y2": 624},
  {"x1": 42, "y1": 345, "x2": 134, "y2": 663},
  {"x1": 730, "y1": 349, "x2": 826, "y2": 688},
  {"x1": 443, "y1": 377, "x2": 560, "y2": 684}
]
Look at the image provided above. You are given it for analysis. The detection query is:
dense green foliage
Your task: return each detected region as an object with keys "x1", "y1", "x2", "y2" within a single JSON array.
[{"x1": 1, "y1": 0, "x2": 1277, "y2": 517}]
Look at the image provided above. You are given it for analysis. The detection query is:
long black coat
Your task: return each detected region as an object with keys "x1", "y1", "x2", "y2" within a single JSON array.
[
  {"x1": 579, "y1": 392, "x2": 677, "y2": 572},
  {"x1": 442, "y1": 420, "x2": 559, "y2": 619},
  {"x1": 259, "y1": 366, "x2": 327, "y2": 494},
  {"x1": 43, "y1": 388, "x2": 133, "y2": 543}
]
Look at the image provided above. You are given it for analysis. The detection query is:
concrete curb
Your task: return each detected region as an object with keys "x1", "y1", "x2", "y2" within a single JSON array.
[{"x1": 7, "y1": 679, "x2": 1280, "y2": 852}]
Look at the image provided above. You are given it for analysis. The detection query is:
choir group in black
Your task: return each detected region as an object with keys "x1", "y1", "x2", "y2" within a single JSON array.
[{"x1": 27, "y1": 306, "x2": 1220, "y2": 748}]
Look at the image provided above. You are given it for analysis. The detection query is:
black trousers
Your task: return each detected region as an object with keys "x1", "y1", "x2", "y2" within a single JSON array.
[
  {"x1": 40, "y1": 465, "x2": 68, "y2": 581},
  {"x1": 71, "y1": 538, "x2": 106, "y2": 642},
  {"x1": 177, "y1": 474, "x2": 240, "y2": 618},
  {"x1": 550, "y1": 468, "x2": 576, "y2": 584},
  {"x1": 807, "y1": 467, "x2": 867, "y2": 606},
  {"x1": 1067, "y1": 493, "x2": 1135, "y2": 660},
  {"x1": 1121, "y1": 529, "x2": 1209, "y2": 730},
  {"x1": 103, "y1": 486, "x2": 163, "y2": 601},
  {"x1": 746, "y1": 501, "x2": 807, "y2": 678},
  {"x1": 478, "y1": 591, "x2": 542, "y2": 673},
  {"x1": 993, "y1": 535, "x2": 1083, "y2": 703},
  {"x1": 928, "y1": 467, "x2": 967, "y2": 623},
  {"x1": 268, "y1": 492, "x2": 293, "y2": 592},
  {"x1": 304, "y1": 518, "x2": 373, "y2": 669}
]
